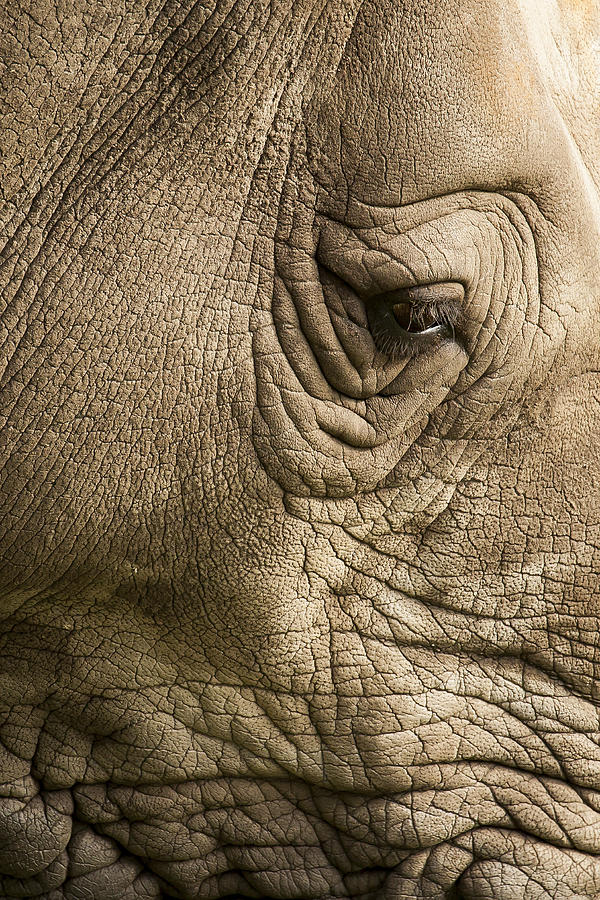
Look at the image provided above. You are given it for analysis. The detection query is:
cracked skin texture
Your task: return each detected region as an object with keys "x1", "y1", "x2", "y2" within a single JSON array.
[{"x1": 1, "y1": 0, "x2": 600, "y2": 896}]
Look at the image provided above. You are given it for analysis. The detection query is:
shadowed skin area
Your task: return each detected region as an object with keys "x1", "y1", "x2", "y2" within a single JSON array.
[{"x1": 1, "y1": 0, "x2": 600, "y2": 897}]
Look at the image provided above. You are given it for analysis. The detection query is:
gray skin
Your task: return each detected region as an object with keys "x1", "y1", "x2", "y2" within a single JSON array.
[{"x1": 1, "y1": 0, "x2": 600, "y2": 897}]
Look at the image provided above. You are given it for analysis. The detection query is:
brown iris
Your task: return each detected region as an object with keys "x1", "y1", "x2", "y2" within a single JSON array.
[{"x1": 391, "y1": 300, "x2": 439, "y2": 332}]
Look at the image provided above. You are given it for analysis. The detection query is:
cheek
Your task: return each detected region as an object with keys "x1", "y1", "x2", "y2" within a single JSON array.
[{"x1": 0, "y1": 167, "x2": 264, "y2": 596}]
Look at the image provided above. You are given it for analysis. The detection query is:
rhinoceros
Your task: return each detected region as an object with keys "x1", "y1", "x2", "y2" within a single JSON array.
[{"x1": 1, "y1": 0, "x2": 599, "y2": 896}]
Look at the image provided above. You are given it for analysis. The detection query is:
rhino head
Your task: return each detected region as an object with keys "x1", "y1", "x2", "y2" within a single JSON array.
[{"x1": 1, "y1": 0, "x2": 600, "y2": 896}]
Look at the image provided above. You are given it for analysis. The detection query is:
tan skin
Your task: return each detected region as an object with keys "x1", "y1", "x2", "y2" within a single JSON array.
[{"x1": 0, "y1": 0, "x2": 599, "y2": 896}]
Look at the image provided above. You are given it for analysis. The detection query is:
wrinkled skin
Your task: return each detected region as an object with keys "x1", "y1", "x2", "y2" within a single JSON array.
[{"x1": 1, "y1": 0, "x2": 600, "y2": 897}]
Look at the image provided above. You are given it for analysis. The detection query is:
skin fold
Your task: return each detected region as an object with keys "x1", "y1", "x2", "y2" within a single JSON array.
[{"x1": 0, "y1": 0, "x2": 599, "y2": 896}]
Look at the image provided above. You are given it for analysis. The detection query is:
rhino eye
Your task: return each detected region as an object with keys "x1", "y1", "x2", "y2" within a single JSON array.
[
  {"x1": 367, "y1": 281, "x2": 464, "y2": 357},
  {"x1": 391, "y1": 300, "x2": 439, "y2": 332}
]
